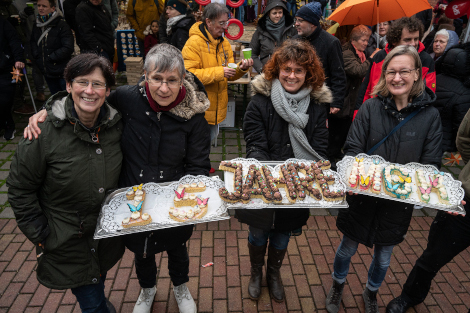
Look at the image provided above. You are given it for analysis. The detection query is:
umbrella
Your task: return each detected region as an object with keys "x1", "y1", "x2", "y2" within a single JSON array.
[{"x1": 327, "y1": 0, "x2": 432, "y2": 26}]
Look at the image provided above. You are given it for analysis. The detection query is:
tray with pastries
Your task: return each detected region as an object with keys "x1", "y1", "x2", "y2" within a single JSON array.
[
  {"x1": 219, "y1": 158, "x2": 348, "y2": 209},
  {"x1": 336, "y1": 153, "x2": 465, "y2": 214},
  {"x1": 93, "y1": 175, "x2": 230, "y2": 239}
]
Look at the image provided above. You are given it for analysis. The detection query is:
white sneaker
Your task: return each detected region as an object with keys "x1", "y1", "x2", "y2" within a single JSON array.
[
  {"x1": 133, "y1": 286, "x2": 157, "y2": 313},
  {"x1": 173, "y1": 283, "x2": 197, "y2": 313}
]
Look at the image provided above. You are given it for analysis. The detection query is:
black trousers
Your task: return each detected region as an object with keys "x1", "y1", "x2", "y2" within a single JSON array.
[
  {"x1": 327, "y1": 116, "x2": 352, "y2": 160},
  {"x1": 0, "y1": 73, "x2": 16, "y2": 131},
  {"x1": 401, "y1": 205, "x2": 470, "y2": 305},
  {"x1": 134, "y1": 242, "x2": 190, "y2": 288}
]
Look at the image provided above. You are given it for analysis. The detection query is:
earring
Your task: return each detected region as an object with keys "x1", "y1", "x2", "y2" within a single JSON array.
[{"x1": 180, "y1": 85, "x2": 182, "y2": 89}]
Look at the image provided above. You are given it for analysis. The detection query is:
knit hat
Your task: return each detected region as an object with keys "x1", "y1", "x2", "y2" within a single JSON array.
[
  {"x1": 167, "y1": 0, "x2": 187, "y2": 15},
  {"x1": 295, "y1": 2, "x2": 322, "y2": 26}
]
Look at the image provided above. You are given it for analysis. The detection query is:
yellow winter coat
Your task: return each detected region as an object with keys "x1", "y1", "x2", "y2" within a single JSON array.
[
  {"x1": 126, "y1": 0, "x2": 164, "y2": 41},
  {"x1": 182, "y1": 22, "x2": 247, "y2": 125}
]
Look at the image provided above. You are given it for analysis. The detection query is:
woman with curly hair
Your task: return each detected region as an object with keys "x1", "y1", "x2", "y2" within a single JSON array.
[{"x1": 237, "y1": 39, "x2": 332, "y2": 302}]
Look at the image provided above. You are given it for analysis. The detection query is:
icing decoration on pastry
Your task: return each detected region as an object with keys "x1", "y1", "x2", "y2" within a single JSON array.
[
  {"x1": 175, "y1": 189, "x2": 185, "y2": 199},
  {"x1": 127, "y1": 201, "x2": 143, "y2": 212},
  {"x1": 197, "y1": 197, "x2": 209, "y2": 206}
]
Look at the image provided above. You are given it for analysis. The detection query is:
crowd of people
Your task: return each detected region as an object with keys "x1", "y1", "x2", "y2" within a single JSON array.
[{"x1": 2, "y1": 0, "x2": 470, "y2": 312}]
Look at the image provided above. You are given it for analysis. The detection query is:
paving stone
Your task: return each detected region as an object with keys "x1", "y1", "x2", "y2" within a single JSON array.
[
  {"x1": 0, "y1": 207, "x2": 14, "y2": 219},
  {"x1": 0, "y1": 162, "x2": 10, "y2": 170},
  {"x1": 0, "y1": 171, "x2": 9, "y2": 181},
  {"x1": 0, "y1": 152, "x2": 12, "y2": 160},
  {"x1": 1, "y1": 145, "x2": 16, "y2": 152}
]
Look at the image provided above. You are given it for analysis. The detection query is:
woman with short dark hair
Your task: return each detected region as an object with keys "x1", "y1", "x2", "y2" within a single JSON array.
[
  {"x1": 239, "y1": 39, "x2": 332, "y2": 303},
  {"x1": 8, "y1": 53, "x2": 124, "y2": 313}
]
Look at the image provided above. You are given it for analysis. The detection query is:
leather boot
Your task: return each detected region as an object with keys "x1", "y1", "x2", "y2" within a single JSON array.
[
  {"x1": 325, "y1": 280, "x2": 345, "y2": 313},
  {"x1": 266, "y1": 245, "x2": 287, "y2": 302},
  {"x1": 247, "y1": 242, "x2": 267, "y2": 300},
  {"x1": 363, "y1": 287, "x2": 379, "y2": 313},
  {"x1": 386, "y1": 295, "x2": 413, "y2": 313}
]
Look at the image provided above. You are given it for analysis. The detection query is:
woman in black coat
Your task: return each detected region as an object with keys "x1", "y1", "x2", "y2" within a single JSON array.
[
  {"x1": 163, "y1": 0, "x2": 195, "y2": 51},
  {"x1": 239, "y1": 39, "x2": 331, "y2": 302},
  {"x1": 326, "y1": 45, "x2": 442, "y2": 313},
  {"x1": 31, "y1": 0, "x2": 74, "y2": 95},
  {"x1": 433, "y1": 43, "x2": 470, "y2": 153},
  {"x1": 249, "y1": 0, "x2": 297, "y2": 74}
]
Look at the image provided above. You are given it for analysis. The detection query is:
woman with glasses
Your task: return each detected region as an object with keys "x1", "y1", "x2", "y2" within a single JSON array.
[
  {"x1": 24, "y1": 44, "x2": 211, "y2": 313},
  {"x1": 249, "y1": 0, "x2": 297, "y2": 74},
  {"x1": 239, "y1": 39, "x2": 331, "y2": 303},
  {"x1": 325, "y1": 45, "x2": 442, "y2": 313},
  {"x1": 8, "y1": 53, "x2": 124, "y2": 312},
  {"x1": 365, "y1": 21, "x2": 392, "y2": 56}
]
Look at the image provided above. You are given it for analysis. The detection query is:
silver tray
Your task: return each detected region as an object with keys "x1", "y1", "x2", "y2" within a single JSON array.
[
  {"x1": 93, "y1": 175, "x2": 230, "y2": 239},
  {"x1": 223, "y1": 158, "x2": 349, "y2": 209},
  {"x1": 336, "y1": 153, "x2": 466, "y2": 214}
]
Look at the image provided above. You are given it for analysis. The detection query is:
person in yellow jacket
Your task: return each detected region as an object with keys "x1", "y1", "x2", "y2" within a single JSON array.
[
  {"x1": 126, "y1": 0, "x2": 164, "y2": 43},
  {"x1": 182, "y1": 3, "x2": 253, "y2": 143}
]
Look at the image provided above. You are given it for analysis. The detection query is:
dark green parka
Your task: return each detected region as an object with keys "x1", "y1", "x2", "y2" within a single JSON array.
[{"x1": 7, "y1": 92, "x2": 125, "y2": 290}]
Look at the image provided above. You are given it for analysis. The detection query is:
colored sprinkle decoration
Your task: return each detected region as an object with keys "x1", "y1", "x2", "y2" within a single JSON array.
[{"x1": 202, "y1": 262, "x2": 214, "y2": 268}]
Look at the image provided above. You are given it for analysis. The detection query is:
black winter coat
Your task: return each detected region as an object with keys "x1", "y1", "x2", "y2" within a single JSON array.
[
  {"x1": 433, "y1": 44, "x2": 470, "y2": 152},
  {"x1": 337, "y1": 88, "x2": 442, "y2": 247},
  {"x1": 167, "y1": 15, "x2": 196, "y2": 51},
  {"x1": 31, "y1": 15, "x2": 74, "y2": 78},
  {"x1": 76, "y1": 0, "x2": 114, "y2": 56},
  {"x1": 236, "y1": 74, "x2": 332, "y2": 232},
  {"x1": 0, "y1": 16, "x2": 24, "y2": 74},
  {"x1": 107, "y1": 72, "x2": 211, "y2": 255},
  {"x1": 294, "y1": 27, "x2": 346, "y2": 109},
  {"x1": 249, "y1": 0, "x2": 297, "y2": 73}
]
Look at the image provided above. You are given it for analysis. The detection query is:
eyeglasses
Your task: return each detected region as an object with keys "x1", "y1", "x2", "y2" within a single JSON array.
[
  {"x1": 385, "y1": 69, "x2": 417, "y2": 78},
  {"x1": 280, "y1": 67, "x2": 306, "y2": 77},
  {"x1": 215, "y1": 20, "x2": 229, "y2": 27},
  {"x1": 294, "y1": 18, "x2": 306, "y2": 24},
  {"x1": 147, "y1": 77, "x2": 181, "y2": 88},
  {"x1": 72, "y1": 79, "x2": 107, "y2": 89}
]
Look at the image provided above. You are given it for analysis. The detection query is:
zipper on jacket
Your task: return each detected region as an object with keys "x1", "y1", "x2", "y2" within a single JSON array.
[
  {"x1": 139, "y1": 169, "x2": 143, "y2": 177},
  {"x1": 90, "y1": 132, "x2": 98, "y2": 143},
  {"x1": 157, "y1": 112, "x2": 161, "y2": 121},
  {"x1": 42, "y1": 33, "x2": 49, "y2": 77},
  {"x1": 160, "y1": 170, "x2": 163, "y2": 179}
]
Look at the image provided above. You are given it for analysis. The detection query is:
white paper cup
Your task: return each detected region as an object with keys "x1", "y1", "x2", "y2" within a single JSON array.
[{"x1": 228, "y1": 63, "x2": 237, "y2": 69}]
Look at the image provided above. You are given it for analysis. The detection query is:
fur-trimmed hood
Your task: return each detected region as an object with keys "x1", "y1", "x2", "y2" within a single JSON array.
[
  {"x1": 139, "y1": 71, "x2": 210, "y2": 120},
  {"x1": 250, "y1": 73, "x2": 333, "y2": 104}
]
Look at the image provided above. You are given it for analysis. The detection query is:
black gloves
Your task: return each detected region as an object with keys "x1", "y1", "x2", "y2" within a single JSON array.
[
  {"x1": 7, "y1": 16, "x2": 19, "y2": 26},
  {"x1": 24, "y1": 6, "x2": 35, "y2": 16}
]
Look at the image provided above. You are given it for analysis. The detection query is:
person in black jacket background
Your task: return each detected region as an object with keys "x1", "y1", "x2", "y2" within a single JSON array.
[
  {"x1": 325, "y1": 45, "x2": 442, "y2": 313},
  {"x1": 239, "y1": 39, "x2": 331, "y2": 303},
  {"x1": 164, "y1": 0, "x2": 195, "y2": 51},
  {"x1": 433, "y1": 43, "x2": 470, "y2": 153},
  {"x1": 31, "y1": 0, "x2": 74, "y2": 95},
  {"x1": 0, "y1": 16, "x2": 25, "y2": 140},
  {"x1": 76, "y1": 0, "x2": 115, "y2": 62}
]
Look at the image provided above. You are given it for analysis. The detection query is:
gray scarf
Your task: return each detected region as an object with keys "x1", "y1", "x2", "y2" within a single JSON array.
[
  {"x1": 265, "y1": 15, "x2": 285, "y2": 43},
  {"x1": 167, "y1": 15, "x2": 186, "y2": 35},
  {"x1": 36, "y1": 11, "x2": 61, "y2": 46},
  {"x1": 270, "y1": 79, "x2": 324, "y2": 161}
]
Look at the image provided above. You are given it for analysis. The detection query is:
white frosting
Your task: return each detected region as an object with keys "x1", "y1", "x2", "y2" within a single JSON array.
[
  {"x1": 169, "y1": 207, "x2": 175, "y2": 214},
  {"x1": 405, "y1": 186, "x2": 412, "y2": 193},
  {"x1": 135, "y1": 190, "x2": 143, "y2": 196},
  {"x1": 122, "y1": 217, "x2": 130, "y2": 224},
  {"x1": 174, "y1": 197, "x2": 182, "y2": 202},
  {"x1": 142, "y1": 213, "x2": 150, "y2": 220},
  {"x1": 186, "y1": 210, "x2": 194, "y2": 219},
  {"x1": 422, "y1": 194, "x2": 430, "y2": 200},
  {"x1": 134, "y1": 195, "x2": 143, "y2": 202},
  {"x1": 197, "y1": 182, "x2": 205, "y2": 188},
  {"x1": 126, "y1": 189, "x2": 134, "y2": 195},
  {"x1": 183, "y1": 184, "x2": 190, "y2": 188},
  {"x1": 190, "y1": 183, "x2": 197, "y2": 188},
  {"x1": 183, "y1": 194, "x2": 189, "y2": 200},
  {"x1": 194, "y1": 205, "x2": 201, "y2": 214},
  {"x1": 189, "y1": 194, "x2": 196, "y2": 200},
  {"x1": 178, "y1": 210, "x2": 186, "y2": 219},
  {"x1": 131, "y1": 212, "x2": 140, "y2": 220},
  {"x1": 133, "y1": 200, "x2": 140, "y2": 207}
]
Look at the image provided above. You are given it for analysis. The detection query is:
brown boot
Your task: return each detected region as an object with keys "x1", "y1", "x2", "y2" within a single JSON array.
[
  {"x1": 13, "y1": 104, "x2": 36, "y2": 115},
  {"x1": 35, "y1": 93, "x2": 46, "y2": 102},
  {"x1": 248, "y1": 242, "x2": 267, "y2": 300},
  {"x1": 266, "y1": 245, "x2": 287, "y2": 302}
]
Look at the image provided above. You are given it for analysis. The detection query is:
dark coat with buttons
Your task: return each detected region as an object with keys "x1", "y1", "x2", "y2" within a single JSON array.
[
  {"x1": 107, "y1": 72, "x2": 211, "y2": 255},
  {"x1": 235, "y1": 74, "x2": 332, "y2": 232},
  {"x1": 249, "y1": 0, "x2": 297, "y2": 74},
  {"x1": 337, "y1": 87, "x2": 442, "y2": 248},
  {"x1": 7, "y1": 92, "x2": 125, "y2": 289},
  {"x1": 76, "y1": 0, "x2": 114, "y2": 56},
  {"x1": 30, "y1": 15, "x2": 74, "y2": 78}
]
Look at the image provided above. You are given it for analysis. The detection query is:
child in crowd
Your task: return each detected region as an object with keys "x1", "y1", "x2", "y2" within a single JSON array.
[{"x1": 144, "y1": 20, "x2": 159, "y2": 56}]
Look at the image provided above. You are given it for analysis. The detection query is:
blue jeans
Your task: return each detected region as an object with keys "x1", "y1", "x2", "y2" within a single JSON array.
[
  {"x1": 332, "y1": 235, "x2": 395, "y2": 291},
  {"x1": 237, "y1": 5, "x2": 245, "y2": 23},
  {"x1": 71, "y1": 276, "x2": 109, "y2": 313},
  {"x1": 248, "y1": 226, "x2": 290, "y2": 250},
  {"x1": 44, "y1": 77, "x2": 66, "y2": 96},
  {"x1": 286, "y1": 1, "x2": 297, "y2": 16}
]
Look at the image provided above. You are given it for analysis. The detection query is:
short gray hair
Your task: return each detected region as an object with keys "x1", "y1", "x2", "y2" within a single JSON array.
[
  {"x1": 372, "y1": 45, "x2": 424, "y2": 99},
  {"x1": 202, "y1": 3, "x2": 230, "y2": 26},
  {"x1": 434, "y1": 29, "x2": 449, "y2": 41},
  {"x1": 143, "y1": 44, "x2": 185, "y2": 78}
]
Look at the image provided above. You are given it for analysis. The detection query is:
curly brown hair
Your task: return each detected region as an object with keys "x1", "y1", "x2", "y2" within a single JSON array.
[
  {"x1": 263, "y1": 39, "x2": 325, "y2": 91},
  {"x1": 386, "y1": 16, "x2": 424, "y2": 48}
]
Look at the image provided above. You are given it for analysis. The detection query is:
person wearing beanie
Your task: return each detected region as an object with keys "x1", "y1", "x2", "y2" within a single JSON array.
[
  {"x1": 249, "y1": 0, "x2": 297, "y2": 73},
  {"x1": 293, "y1": 1, "x2": 346, "y2": 166},
  {"x1": 165, "y1": 0, "x2": 195, "y2": 50}
]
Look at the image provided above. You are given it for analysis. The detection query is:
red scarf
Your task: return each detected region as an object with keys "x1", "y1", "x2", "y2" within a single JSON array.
[
  {"x1": 352, "y1": 42, "x2": 367, "y2": 63},
  {"x1": 145, "y1": 82, "x2": 186, "y2": 112}
]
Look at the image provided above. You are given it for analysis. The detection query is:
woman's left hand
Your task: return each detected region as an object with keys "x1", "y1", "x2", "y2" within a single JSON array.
[
  {"x1": 239, "y1": 58, "x2": 253, "y2": 70},
  {"x1": 330, "y1": 107, "x2": 340, "y2": 114}
]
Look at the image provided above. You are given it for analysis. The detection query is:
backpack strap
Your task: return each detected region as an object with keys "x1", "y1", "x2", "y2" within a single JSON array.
[{"x1": 367, "y1": 107, "x2": 424, "y2": 155}]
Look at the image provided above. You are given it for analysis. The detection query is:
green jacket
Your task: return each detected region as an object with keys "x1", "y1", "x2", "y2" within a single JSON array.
[{"x1": 7, "y1": 92, "x2": 124, "y2": 289}]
